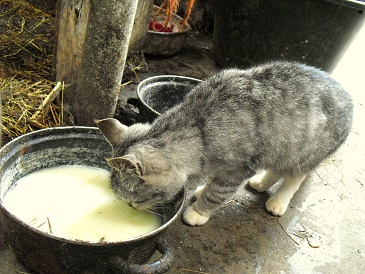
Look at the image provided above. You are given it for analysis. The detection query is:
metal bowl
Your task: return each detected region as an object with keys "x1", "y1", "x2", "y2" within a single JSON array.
[
  {"x1": 137, "y1": 75, "x2": 202, "y2": 121},
  {"x1": 143, "y1": 6, "x2": 191, "y2": 56},
  {"x1": 0, "y1": 127, "x2": 185, "y2": 273}
]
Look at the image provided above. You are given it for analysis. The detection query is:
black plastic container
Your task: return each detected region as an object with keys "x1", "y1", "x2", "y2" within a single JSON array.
[{"x1": 212, "y1": 0, "x2": 365, "y2": 72}]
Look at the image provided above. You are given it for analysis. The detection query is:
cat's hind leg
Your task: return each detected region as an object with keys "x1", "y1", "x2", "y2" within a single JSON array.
[
  {"x1": 265, "y1": 173, "x2": 306, "y2": 216},
  {"x1": 248, "y1": 169, "x2": 283, "y2": 192}
]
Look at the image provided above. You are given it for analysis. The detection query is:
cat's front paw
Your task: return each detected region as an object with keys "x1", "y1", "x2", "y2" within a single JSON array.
[
  {"x1": 193, "y1": 185, "x2": 206, "y2": 199},
  {"x1": 265, "y1": 196, "x2": 288, "y2": 216},
  {"x1": 183, "y1": 206, "x2": 210, "y2": 226},
  {"x1": 248, "y1": 177, "x2": 267, "y2": 192}
]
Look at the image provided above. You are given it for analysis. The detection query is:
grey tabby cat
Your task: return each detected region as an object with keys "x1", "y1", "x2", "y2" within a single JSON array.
[{"x1": 97, "y1": 61, "x2": 353, "y2": 226}]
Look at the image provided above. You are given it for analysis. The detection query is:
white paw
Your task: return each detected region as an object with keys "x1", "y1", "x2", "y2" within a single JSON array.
[
  {"x1": 183, "y1": 206, "x2": 210, "y2": 226},
  {"x1": 248, "y1": 177, "x2": 267, "y2": 192},
  {"x1": 193, "y1": 185, "x2": 205, "y2": 199},
  {"x1": 265, "y1": 197, "x2": 288, "y2": 216}
]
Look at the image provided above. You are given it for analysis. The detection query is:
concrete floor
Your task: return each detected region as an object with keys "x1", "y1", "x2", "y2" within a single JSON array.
[{"x1": 1, "y1": 24, "x2": 365, "y2": 274}]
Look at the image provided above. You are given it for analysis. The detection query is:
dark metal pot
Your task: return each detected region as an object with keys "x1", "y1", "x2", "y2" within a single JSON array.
[
  {"x1": 126, "y1": 75, "x2": 201, "y2": 123},
  {"x1": 0, "y1": 127, "x2": 185, "y2": 274}
]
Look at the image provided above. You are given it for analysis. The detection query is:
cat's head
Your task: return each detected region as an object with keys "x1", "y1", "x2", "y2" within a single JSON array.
[{"x1": 97, "y1": 118, "x2": 185, "y2": 210}]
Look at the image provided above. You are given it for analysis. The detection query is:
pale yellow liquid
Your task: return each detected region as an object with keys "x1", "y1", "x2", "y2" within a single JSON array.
[{"x1": 3, "y1": 165, "x2": 161, "y2": 242}]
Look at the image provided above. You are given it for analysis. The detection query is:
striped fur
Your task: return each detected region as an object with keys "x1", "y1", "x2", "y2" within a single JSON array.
[{"x1": 98, "y1": 61, "x2": 353, "y2": 226}]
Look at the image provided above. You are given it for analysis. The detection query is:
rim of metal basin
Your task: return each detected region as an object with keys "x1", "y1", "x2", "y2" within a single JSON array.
[{"x1": 137, "y1": 75, "x2": 202, "y2": 116}]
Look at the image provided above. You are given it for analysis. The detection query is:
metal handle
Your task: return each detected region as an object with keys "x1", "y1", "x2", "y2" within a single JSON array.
[{"x1": 109, "y1": 239, "x2": 174, "y2": 274}]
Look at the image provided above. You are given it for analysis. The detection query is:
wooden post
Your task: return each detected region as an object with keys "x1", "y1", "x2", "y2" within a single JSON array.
[
  {"x1": 53, "y1": 0, "x2": 89, "y2": 124},
  {"x1": 53, "y1": 0, "x2": 138, "y2": 126}
]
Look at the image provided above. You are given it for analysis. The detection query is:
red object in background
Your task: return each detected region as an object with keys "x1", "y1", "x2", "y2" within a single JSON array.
[{"x1": 149, "y1": 21, "x2": 173, "y2": 33}]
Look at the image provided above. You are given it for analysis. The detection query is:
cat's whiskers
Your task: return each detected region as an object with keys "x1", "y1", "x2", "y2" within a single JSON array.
[{"x1": 143, "y1": 208, "x2": 165, "y2": 218}]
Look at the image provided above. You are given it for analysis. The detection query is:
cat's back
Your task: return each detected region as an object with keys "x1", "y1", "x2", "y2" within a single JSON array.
[
  {"x1": 190, "y1": 61, "x2": 349, "y2": 104},
  {"x1": 181, "y1": 61, "x2": 352, "y2": 160},
  {"x1": 152, "y1": 61, "x2": 353, "y2": 144},
  {"x1": 182, "y1": 61, "x2": 352, "y2": 121},
  {"x1": 144, "y1": 61, "x2": 353, "y2": 177}
]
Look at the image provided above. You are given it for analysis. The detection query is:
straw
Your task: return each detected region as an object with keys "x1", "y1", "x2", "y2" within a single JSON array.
[{"x1": 0, "y1": 0, "x2": 66, "y2": 145}]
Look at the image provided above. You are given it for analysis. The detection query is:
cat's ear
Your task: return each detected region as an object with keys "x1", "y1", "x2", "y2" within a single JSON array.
[
  {"x1": 106, "y1": 155, "x2": 144, "y2": 176},
  {"x1": 96, "y1": 118, "x2": 128, "y2": 146}
]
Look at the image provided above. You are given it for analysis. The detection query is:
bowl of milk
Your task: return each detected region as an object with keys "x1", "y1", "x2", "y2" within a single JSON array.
[{"x1": 0, "y1": 126, "x2": 184, "y2": 273}]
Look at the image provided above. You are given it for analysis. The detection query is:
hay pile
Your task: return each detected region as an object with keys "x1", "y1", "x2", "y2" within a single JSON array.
[{"x1": 0, "y1": 0, "x2": 65, "y2": 145}]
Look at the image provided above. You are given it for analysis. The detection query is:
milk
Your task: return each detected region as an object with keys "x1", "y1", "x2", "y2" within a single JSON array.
[{"x1": 3, "y1": 165, "x2": 161, "y2": 242}]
